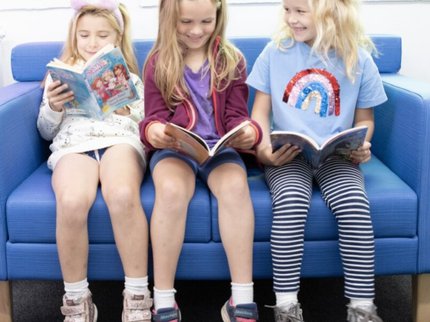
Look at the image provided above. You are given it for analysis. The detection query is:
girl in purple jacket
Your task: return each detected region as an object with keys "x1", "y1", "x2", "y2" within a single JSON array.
[{"x1": 139, "y1": 1, "x2": 261, "y2": 321}]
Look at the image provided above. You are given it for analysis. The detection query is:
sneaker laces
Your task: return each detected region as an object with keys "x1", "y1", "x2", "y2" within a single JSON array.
[
  {"x1": 122, "y1": 291, "x2": 153, "y2": 322},
  {"x1": 266, "y1": 303, "x2": 304, "y2": 322},
  {"x1": 61, "y1": 292, "x2": 96, "y2": 322},
  {"x1": 347, "y1": 304, "x2": 383, "y2": 322}
]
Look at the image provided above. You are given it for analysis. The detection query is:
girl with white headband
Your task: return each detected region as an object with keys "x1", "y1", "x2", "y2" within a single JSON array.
[{"x1": 37, "y1": 1, "x2": 152, "y2": 321}]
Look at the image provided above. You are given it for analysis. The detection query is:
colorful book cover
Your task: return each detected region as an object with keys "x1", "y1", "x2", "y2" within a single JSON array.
[{"x1": 47, "y1": 44, "x2": 138, "y2": 119}]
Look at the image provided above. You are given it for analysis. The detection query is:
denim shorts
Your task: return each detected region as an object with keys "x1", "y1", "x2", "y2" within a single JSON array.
[
  {"x1": 83, "y1": 148, "x2": 107, "y2": 163},
  {"x1": 149, "y1": 147, "x2": 246, "y2": 182}
]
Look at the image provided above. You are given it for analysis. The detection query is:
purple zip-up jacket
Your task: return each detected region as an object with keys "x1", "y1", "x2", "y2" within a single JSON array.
[{"x1": 139, "y1": 45, "x2": 262, "y2": 152}]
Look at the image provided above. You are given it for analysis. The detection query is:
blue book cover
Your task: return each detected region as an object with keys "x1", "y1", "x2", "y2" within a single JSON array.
[{"x1": 47, "y1": 44, "x2": 139, "y2": 119}]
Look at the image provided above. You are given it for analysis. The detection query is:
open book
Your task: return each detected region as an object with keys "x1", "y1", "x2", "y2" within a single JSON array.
[
  {"x1": 164, "y1": 120, "x2": 251, "y2": 165},
  {"x1": 46, "y1": 44, "x2": 139, "y2": 119},
  {"x1": 271, "y1": 125, "x2": 368, "y2": 168}
]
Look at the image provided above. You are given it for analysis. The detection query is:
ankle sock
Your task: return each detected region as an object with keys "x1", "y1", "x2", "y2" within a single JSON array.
[
  {"x1": 154, "y1": 287, "x2": 176, "y2": 311},
  {"x1": 64, "y1": 278, "x2": 89, "y2": 300},
  {"x1": 349, "y1": 298, "x2": 374, "y2": 311},
  {"x1": 124, "y1": 276, "x2": 150, "y2": 296},
  {"x1": 275, "y1": 291, "x2": 298, "y2": 308},
  {"x1": 231, "y1": 282, "x2": 254, "y2": 305}
]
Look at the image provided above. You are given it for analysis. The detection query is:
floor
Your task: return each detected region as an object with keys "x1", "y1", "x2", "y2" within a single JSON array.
[{"x1": 12, "y1": 275, "x2": 412, "y2": 321}]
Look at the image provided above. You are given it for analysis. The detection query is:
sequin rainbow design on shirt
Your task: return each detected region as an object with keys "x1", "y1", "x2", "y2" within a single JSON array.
[{"x1": 282, "y1": 68, "x2": 340, "y2": 117}]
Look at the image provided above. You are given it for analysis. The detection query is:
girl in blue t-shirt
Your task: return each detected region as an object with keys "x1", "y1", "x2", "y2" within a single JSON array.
[{"x1": 248, "y1": 0, "x2": 387, "y2": 321}]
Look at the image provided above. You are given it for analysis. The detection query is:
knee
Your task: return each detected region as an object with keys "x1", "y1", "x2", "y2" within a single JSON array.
[
  {"x1": 103, "y1": 184, "x2": 139, "y2": 214},
  {"x1": 56, "y1": 193, "x2": 92, "y2": 226},
  {"x1": 214, "y1": 174, "x2": 250, "y2": 203},
  {"x1": 155, "y1": 179, "x2": 193, "y2": 209}
]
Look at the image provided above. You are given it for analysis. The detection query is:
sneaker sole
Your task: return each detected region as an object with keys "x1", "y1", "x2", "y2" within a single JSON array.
[
  {"x1": 93, "y1": 304, "x2": 98, "y2": 322},
  {"x1": 221, "y1": 302, "x2": 229, "y2": 322}
]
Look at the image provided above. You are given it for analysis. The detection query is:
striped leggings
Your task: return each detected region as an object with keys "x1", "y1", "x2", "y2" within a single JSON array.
[{"x1": 265, "y1": 157, "x2": 375, "y2": 299}]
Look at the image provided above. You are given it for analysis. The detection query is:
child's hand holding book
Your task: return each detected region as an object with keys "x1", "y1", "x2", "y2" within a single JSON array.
[
  {"x1": 226, "y1": 123, "x2": 257, "y2": 150},
  {"x1": 46, "y1": 80, "x2": 74, "y2": 113}
]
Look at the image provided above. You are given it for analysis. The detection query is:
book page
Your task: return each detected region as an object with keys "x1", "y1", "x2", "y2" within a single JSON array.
[
  {"x1": 210, "y1": 120, "x2": 251, "y2": 156},
  {"x1": 164, "y1": 123, "x2": 210, "y2": 165},
  {"x1": 47, "y1": 58, "x2": 83, "y2": 73},
  {"x1": 270, "y1": 131, "x2": 319, "y2": 152},
  {"x1": 319, "y1": 126, "x2": 368, "y2": 164}
]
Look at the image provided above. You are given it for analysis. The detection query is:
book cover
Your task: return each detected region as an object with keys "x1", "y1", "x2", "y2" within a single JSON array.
[
  {"x1": 164, "y1": 120, "x2": 251, "y2": 165},
  {"x1": 271, "y1": 125, "x2": 368, "y2": 168},
  {"x1": 46, "y1": 44, "x2": 139, "y2": 119}
]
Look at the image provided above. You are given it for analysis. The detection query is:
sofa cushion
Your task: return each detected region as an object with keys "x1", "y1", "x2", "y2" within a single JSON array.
[
  {"x1": 211, "y1": 156, "x2": 417, "y2": 242},
  {"x1": 7, "y1": 163, "x2": 212, "y2": 243}
]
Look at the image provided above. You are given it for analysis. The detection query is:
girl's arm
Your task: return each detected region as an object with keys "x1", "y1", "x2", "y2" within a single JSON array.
[
  {"x1": 354, "y1": 107, "x2": 374, "y2": 141},
  {"x1": 350, "y1": 107, "x2": 375, "y2": 164},
  {"x1": 37, "y1": 75, "x2": 69, "y2": 141},
  {"x1": 139, "y1": 55, "x2": 179, "y2": 150},
  {"x1": 223, "y1": 57, "x2": 262, "y2": 149},
  {"x1": 251, "y1": 90, "x2": 300, "y2": 166}
]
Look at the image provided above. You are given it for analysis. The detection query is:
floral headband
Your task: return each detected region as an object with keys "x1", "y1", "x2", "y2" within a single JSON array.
[{"x1": 70, "y1": 0, "x2": 124, "y2": 32}]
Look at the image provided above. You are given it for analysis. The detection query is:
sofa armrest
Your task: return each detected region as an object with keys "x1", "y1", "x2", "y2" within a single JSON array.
[
  {"x1": 0, "y1": 82, "x2": 48, "y2": 279},
  {"x1": 373, "y1": 74, "x2": 430, "y2": 272}
]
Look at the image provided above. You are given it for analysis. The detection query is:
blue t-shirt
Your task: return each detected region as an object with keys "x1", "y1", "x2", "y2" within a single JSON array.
[{"x1": 246, "y1": 40, "x2": 388, "y2": 146}]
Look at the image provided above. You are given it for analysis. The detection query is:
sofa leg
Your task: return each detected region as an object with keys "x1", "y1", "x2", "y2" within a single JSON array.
[
  {"x1": 412, "y1": 274, "x2": 430, "y2": 322},
  {"x1": 0, "y1": 281, "x2": 12, "y2": 322}
]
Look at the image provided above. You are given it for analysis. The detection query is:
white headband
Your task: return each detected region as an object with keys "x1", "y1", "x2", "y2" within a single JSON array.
[{"x1": 71, "y1": 0, "x2": 124, "y2": 32}]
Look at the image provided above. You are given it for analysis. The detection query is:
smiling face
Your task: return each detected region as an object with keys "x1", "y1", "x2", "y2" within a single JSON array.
[
  {"x1": 177, "y1": 0, "x2": 217, "y2": 55},
  {"x1": 282, "y1": 0, "x2": 316, "y2": 46},
  {"x1": 76, "y1": 14, "x2": 119, "y2": 62}
]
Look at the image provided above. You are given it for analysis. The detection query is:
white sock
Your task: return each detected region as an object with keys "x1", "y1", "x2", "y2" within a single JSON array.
[
  {"x1": 124, "y1": 276, "x2": 150, "y2": 296},
  {"x1": 276, "y1": 291, "x2": 298, "y2": 308},
  {"x1": 349, "y1": 298, "x2": 374, "y2": 310},
  {"x1": 231, "y1": 282, "x2": 254, "y2": 305},
  {"x1": 154, "y1": 287, "x2": 176, "y2": 311},
  {"x1": 64, "y1": 278, "x2": 89, "y2": 300}
]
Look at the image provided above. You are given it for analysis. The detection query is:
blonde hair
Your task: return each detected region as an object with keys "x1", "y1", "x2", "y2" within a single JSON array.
[
  {"x1": 144, "y1": 0, "x2": 244, "y2": 108},
  {"x1": 274, "y1": 0, "x2": 375, "y2": 81},
  {"x1": 60, "y1": 3, "x2": 138, "y2": 74}
]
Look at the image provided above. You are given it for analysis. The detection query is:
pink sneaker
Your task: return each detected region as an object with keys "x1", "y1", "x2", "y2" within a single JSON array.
[
  {"x1": 60, "y1": 291, "x2": 98, "y2": 322},
  {"x1": 221, "y1": 298, "x2": 259, "y2": 322},
  {"x1": 122, "y1": 289, "x2": 153, "y2": 322},
  {"x1": 152, "y1": 303, "x2": 181, "y2": 322}
]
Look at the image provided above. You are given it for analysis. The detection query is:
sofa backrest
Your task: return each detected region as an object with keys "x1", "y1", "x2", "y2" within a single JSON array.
[{"x1": 10, "y1": 35, "x2": 401, "y2": 111}]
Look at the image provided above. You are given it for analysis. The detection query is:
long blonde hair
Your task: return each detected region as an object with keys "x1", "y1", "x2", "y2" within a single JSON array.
[
  {"x1": 60, "y1": 3, "x2": 138, "y2": 74},
  {"x1": 144, "y1": 0, "x2": 244, "y2": 108},
  {"x1": 274, "y1": 0, "x2": 375, "y2": 81}
]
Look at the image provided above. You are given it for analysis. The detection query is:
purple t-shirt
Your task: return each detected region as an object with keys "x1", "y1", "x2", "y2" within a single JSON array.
[{"x1": 184, "y1": 61, "x2": 220, "y2": 148}]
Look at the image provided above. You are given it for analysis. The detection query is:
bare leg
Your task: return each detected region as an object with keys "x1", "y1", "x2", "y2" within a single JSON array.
[
  {"x1": 207, "y1": 163, "x2": 254, "y2": 283},
  {"x1": 151, "y1": 158, "x2": 195, "y2": 289},
  {"x1": 100, "y1": 144, "x2": 149, "y2": 277},
  {"x1": 413, "y1": 274, "x2": 430, "y2": 322},
  {"x1": 0, "y1": 281, "x2": 12, "y2": 322},
  {"x1": 52, "y1": 154, "x2": 99, "y2": 282}
]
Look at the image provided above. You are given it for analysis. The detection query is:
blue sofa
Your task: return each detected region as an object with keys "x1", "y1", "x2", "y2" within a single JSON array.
[{"x1": 1, "y1": 35, "x2": 430, "y2": 321}]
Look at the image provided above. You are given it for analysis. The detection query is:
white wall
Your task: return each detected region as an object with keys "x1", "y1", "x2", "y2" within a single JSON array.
[{"x1": 1, "y1": 1, "x2": 429, "y2": 87}]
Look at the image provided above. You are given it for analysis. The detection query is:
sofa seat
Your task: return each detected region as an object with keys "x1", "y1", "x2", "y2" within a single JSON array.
[
  {"x1": 211, "y1": 156, "x2": 417, "y2": 242},
  {"x1": 7, "y1": 163, "x2": 212, "y2": 244}
]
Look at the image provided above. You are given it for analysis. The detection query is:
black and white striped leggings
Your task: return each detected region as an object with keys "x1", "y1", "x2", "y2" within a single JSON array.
[{"x1": 265, "y1": 157, "x2": 375, "y2": 299}]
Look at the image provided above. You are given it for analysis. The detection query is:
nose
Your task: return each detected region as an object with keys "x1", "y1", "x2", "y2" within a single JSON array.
[
  {"x1": 88, "y1": 36, "x2": 99, "y2": 48},
  {"x1": 189, "y1": 24, "x2": 203, "y2": 36},
  {"x1": 287, "y1": 12, "x2": 298, "y2": 24}
]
